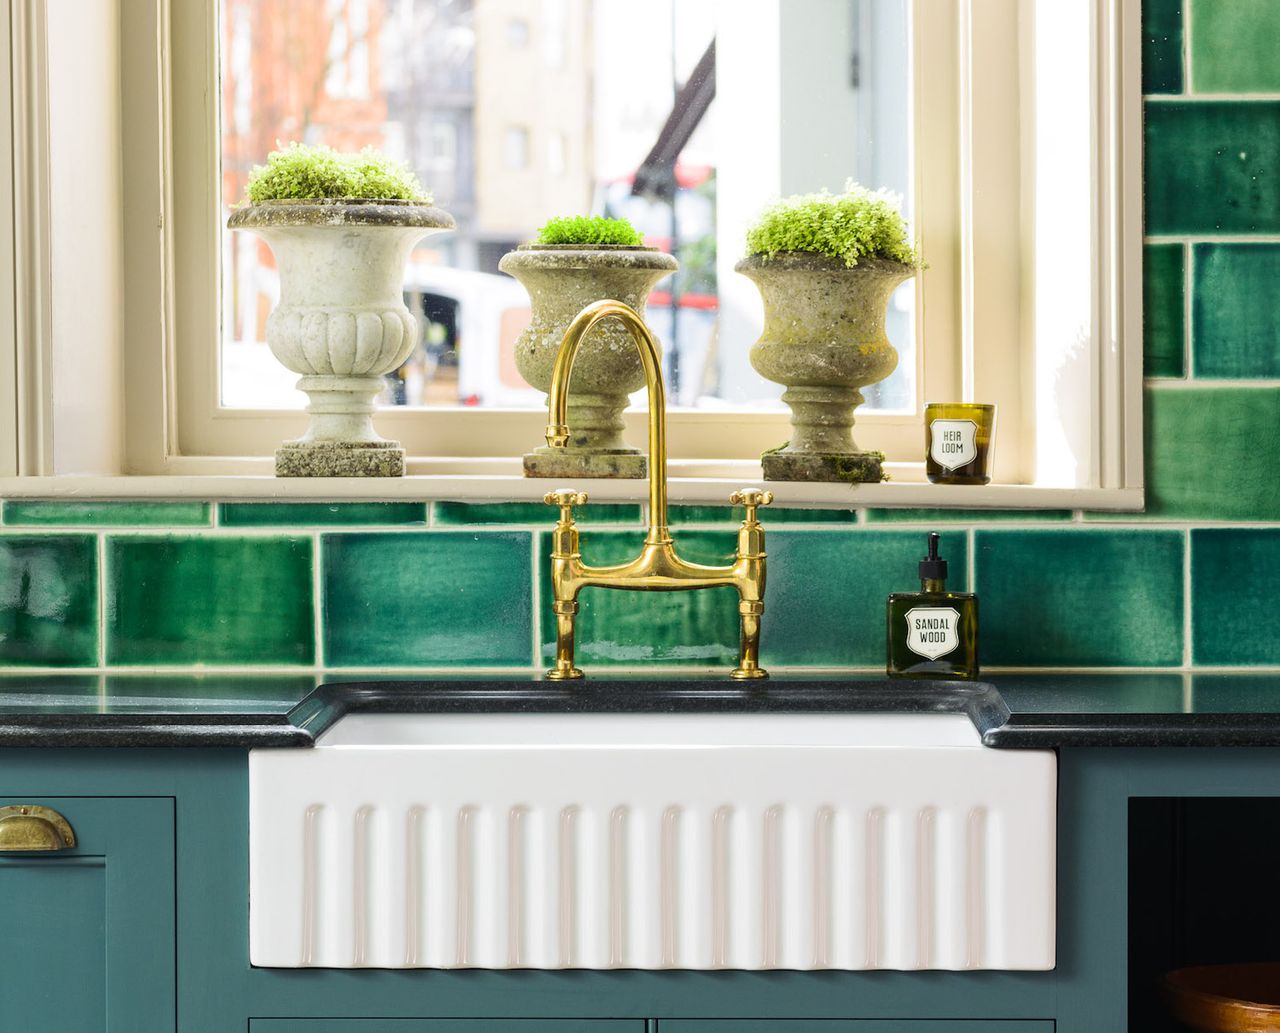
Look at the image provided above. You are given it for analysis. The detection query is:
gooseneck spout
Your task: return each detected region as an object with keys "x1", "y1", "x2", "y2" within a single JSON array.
[
  {"x1": 539, "y1": 298, "x2": 774, "y2": 682},
  {"x1": 546, "y1": 299, "x2": 670, "y2": 545}
]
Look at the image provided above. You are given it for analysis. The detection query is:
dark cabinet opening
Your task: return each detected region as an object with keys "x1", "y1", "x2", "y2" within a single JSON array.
[{"x1": 1130, "y1": 797, "x2": 1280, "y2": 1032}]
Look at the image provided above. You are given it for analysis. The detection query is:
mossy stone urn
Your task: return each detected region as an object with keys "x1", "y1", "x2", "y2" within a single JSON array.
[
  {"x1": 737, "y1": 252, "x2": 915, "y2": 483},
  {"x1": 228, "y1": 198, "x2": 455, "y2": 477},
  {"x1": 499, "y1": 244, "x2": 678, "y2": 479}
]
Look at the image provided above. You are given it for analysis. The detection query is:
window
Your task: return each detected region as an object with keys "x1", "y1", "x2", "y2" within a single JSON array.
[{"x1": 1, "y1": 0, "x2": 1143, "y2": 509}]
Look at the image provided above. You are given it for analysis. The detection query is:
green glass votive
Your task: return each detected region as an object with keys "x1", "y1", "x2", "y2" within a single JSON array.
[{"x1": 925, "y1": 403, "x2": 997, "y2": 485}]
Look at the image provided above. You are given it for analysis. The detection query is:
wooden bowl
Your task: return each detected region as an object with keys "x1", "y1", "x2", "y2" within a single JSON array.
[{"x1": 1164, "y1": 963, "x2": 1280, "y2": 1031}]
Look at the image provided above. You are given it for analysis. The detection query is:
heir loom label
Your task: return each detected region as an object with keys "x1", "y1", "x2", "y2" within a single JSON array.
[
  {"x1": 930, "y1": 419, "x2": 978, "y2": 471},
  {"x1": 905, "y1": 606, "x2": 961, "y2": 660}
]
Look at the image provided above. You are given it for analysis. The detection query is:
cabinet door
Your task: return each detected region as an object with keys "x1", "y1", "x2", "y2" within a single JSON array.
[
  {"x1": 660, "y1": 1024, "x2": 1053, "y2": 1032},
  {"x1": 0, "y1": 796, "x2": 175, "y2": 1033},
  {"x1": 251, "y1": 1023, "x2": 645, "y2": 1033}
]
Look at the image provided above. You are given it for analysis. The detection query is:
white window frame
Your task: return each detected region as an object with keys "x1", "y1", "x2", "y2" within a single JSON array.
[{"x1": 0, "y1": 0, "x2": 1143, "y2": 509}]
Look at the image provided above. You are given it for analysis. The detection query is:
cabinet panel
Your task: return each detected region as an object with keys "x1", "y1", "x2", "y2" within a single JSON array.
[
  {"x1": 660, "y1": 1024, "x2": 1053, "y2": 1032},
  {"x1": 251, "y1": 1023, "x2": 646, "y2": 1033},
  {"x1": 0, "y1": 796, "x2": 175, "y2": 1033}
]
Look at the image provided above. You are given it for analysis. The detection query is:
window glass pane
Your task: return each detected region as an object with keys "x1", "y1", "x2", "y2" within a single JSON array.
[{"x1": 219, "y1": 0, "x2": 913, "y2": 414}]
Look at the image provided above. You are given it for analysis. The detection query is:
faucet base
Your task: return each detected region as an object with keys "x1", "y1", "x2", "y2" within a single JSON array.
[
  {"x1": 546, "y1": 666, "x2": 584, "y2": 681},
  {"x1": 730, "y1": 667, "x2": 770, "y2": 681}
]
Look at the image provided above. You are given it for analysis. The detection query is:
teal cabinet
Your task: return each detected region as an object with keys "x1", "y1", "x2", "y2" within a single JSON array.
[
  {"x1": 250, "y1": 1023, "x2": 646, "y2": 1032},
  {"x1": 661, "y1": 1024, "x2": 1053, "y2": 1032},
  {"x1": 0, "y1": 796, "x2": 175, "y2": 1033}
]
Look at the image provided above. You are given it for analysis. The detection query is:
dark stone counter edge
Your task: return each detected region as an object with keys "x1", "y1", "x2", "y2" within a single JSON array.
[{"x1": 7, "y1": 678, "x2": 1280, "y2": 749}]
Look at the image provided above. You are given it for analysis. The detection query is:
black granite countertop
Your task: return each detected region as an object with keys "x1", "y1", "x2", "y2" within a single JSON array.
[{"x1": 2, "y1": 671, "x2": 1280, "y2": 749}]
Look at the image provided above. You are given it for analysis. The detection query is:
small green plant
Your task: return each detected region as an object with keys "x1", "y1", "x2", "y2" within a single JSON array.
[
  {"x1": 245, "y1": 142, "x2": 431, "y2": 204},
  {"x1": 535, "y1": 215, "x2": 645, "y2": 247},
  {"x1": 745, "y1": 182, "x2": 918, "y2": 267}
]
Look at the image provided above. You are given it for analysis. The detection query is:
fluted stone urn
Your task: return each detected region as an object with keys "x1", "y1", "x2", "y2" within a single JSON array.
[
  {"x1": 736, "y1": 252, "x2": 915, "y2": 483},
  {"x1": 228, "y1": 198, "x2": 455, "y2": 477},
  {"x1": 499, "y1": 244, "x2": 677, "y2": 479}
]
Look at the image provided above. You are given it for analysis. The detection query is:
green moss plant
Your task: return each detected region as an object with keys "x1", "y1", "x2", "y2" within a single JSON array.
[
  {"x1": 745, "y1": 182, "x2": 918, "y2": 267},
  {"x1": 245, "y1": 142, "x2": 431, "y2": 204},
  {"x1": 536, "y1": 215, "x2": 645, "y2": 247}
]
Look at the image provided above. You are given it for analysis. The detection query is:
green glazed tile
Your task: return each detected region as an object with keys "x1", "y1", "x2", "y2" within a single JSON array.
[
  {"x1": 1192, "y1": 529, "x2": 1280, "y2": 665},
  {"x1": 324, "y1": 532, "x2": 533, "y2": 667},
  {"x1": 1144, "y1": 243, "x2": 1186, "y2": 378},
  {"x1": 761, "y1": 529, "x2": 968, "y2": 668},
  {"x1": 1191, "y1": 673, "x2": 1280, "y2": 713},
  {"x1": 0, "y1": 535, "x2": 98, "y2": 667},
  {"x1": 106, "y1": 536, "x2": 314, "y2": 665},
  {"x1": 219, "y1": 502, "x2": 427, "y2": 527},
  {"x1": 1145, "y1": 102, "x2": 1280, "y2": 234},
  {"x1": 1137, "y1": 387, "x2": 1280, "y2": 520},
  {"x1": 433, "y1": 502, "x2": 642, "y2": 526},
  {"x1": 669, "y1": 505, "x2": 856, "y2": 525},
  {"x1": 1192, "y1": 244, "x2": 1280, "y2": 378},
  {"x1": 865, "y1": 508, "x2": 1072, "y2": 523},
  {"x1": 1190, "y1": 0, "x2": 1280, "y2": 92},
  {"x1": 537, "y1": 530, "x2": 741, "y2": 667},
  {"x1": 975, "y1": 530, "x2": 1184, "y2": 667},
  {"x1": 3, "y1": 501, "x2": 211, "y2": 527},
  {"x1": 1143, "y1": 0, "x2": 1184, "y2": 94}
]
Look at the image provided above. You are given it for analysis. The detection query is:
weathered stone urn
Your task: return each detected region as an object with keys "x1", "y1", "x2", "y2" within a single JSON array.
[
  {"x1": 228, "y1": 198, "x2": 455, "y2": 477},
  {"x1": 499, "y1": 244, "x2": 678, "y2": 478},
  {"x1": 736, "y1": 252, "x2": 915, "y2": 483}
]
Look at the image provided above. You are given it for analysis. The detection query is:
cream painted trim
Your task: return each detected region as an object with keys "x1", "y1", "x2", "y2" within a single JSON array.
[
  {"x1": 9, "y1": 0, "x2": 52, "y2": 476},
  {"x1": 0, "y1": 3, "x2": 16, "y2": 476},
  {"x1": 0, "y1": 471, "x2": 1144, "y2": 509}
]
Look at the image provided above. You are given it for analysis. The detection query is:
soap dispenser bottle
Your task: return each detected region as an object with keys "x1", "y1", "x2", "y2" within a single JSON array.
[{"x1": 887, "y1": 532, "x2": 978, "y2": 679}]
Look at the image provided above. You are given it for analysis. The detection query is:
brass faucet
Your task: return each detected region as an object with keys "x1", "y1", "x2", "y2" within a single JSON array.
[{"x1": 541, "y1": 299, "x2": 773, "y2": 681}]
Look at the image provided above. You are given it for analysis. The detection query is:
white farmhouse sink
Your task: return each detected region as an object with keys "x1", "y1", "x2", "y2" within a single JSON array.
[{"x1": 250, "y1": 712, "x2": 1055, "y2": 971}]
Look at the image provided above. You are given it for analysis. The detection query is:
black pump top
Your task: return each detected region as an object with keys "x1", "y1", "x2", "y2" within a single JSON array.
[{"x1": 919, "y1": 532, "x2": 948, "y2": 584}]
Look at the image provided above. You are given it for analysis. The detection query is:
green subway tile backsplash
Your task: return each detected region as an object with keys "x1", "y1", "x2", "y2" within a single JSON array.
[
  {"x1": 219, "y1": 502, "x2": 426, "y2": 526},
  {"x1": 864, "y1": 508, "x2": 1072, "y2": 523},
  {"x1": 1142, "y1": 387, "x2": 1280, "y2": 521},
  {"x1": 3, "y1": 501, "x2": 211, "y2": 527},
  {"x1": 1144, "y1": 243, "x2": 1186, "y2": 379},
  {"x1": 106, "y1": 536, "x2": 314, "y2": 666},
  {"x1": 434, "y1": 501, "x2": 642, "y2": 526},
  {"x1": 538, "y1": 529, "x2": 740, "y2": 667},
  {"x1": 1189, "y1": 0, "x2": 1280, "y2": 92},
  {"x1": 0, "y1": 535, "x2": 98, "y2": 667},
  {"x1": 669, "y1": 505, "x2": 857, "y2": 525},
  {"x1": 1192, "y1": 244, "x2": 1280, "y2": 378},
  {"x1": 1145, "y1": 101, "x2": 1280, "y2": 235},
  {"x1": 1142, "y1": 0, "x2": 1184, "y2": 93},
  {"x1": 324, "y1": 531, "x2": 533, "y2": 667},
  {"x1": 761, "y1": 530, "x2": 968, "y2": 668},
  {"x1": 1192, "y1": 529, "x2": 1280, "y2": 666},
  {"x1": 976, "y1": 530, "x2": 1184, "y2": 667}
]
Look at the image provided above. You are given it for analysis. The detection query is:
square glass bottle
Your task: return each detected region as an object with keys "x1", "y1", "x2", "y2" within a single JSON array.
[{"x1": 887, "y1": 532, "x2": 979, "y2": 679}]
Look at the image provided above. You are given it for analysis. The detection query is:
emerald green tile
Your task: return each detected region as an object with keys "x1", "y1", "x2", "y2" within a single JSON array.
[
  {"x1": 975, "y1": 530, "x2": 1184, "y2": 667},
  {"x1": 219, "y1": 502, "x2": 427, "y2": 526},
  {"x1": 1192, "y1": 529, "x2": 1280, "y2": 665},
  {"x1": 1145, "y1": 101, "x2": 1280, "y2": 234},
  {"x1": 106, "y1": 536, "x2": 314, "y2": 665},
  {"x1": 433, "y1": 501, "x2": 642, "y2": 526},
  {"x1": 3, "y1": 501, "x2": 211, "y2": 527},
  {"x1": 1143, "y1": 0, "x2": 1184, "y2": 94},
  {"x1": 1190, "y1": 0, "x2": 1280, "y2": 92},
  {"x1": 1144, "y1": 243, "x2": 1186, "y2": 378},
  {"x1": 865, "y1": 508, "x2": 1071, "y2": 523},
  {"x1": 0, "y1": 535, "x2": 98, "y2": 667},
  {"x1": 1191, "y1": 673, "x2": 1280, "y2": 712},
  {"x1": 324, "y1": 531, "x2": 533, "y2": 667},
  {"x1": 761, "y1": 530, "x2": 968, "y2": 667},
  {"x1": 537, "y1": 530, "x2": 740, "y2": 667},
  {"x1": 669, "y1": 505, "x2": 857, "y2": 525},
  {"x1": 1140, "y1": 387, "x2": 1280, "y2": 520},
  {"x1": 1192, "y1": 244, "x2": 1280, "y2": 378}
]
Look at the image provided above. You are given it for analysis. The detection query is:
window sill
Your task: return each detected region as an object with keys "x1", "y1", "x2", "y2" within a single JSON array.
[{"x1": 0, "y1": 459, "x2": 1143, "y2": 510}]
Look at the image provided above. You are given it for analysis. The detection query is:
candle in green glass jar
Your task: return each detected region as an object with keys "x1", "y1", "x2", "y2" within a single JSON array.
[{"x1": 925, "y1": 403, "x2": 996, "y2": 484}]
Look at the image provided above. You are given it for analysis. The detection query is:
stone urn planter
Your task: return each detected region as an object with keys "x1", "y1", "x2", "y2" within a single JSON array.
[
  {"x1": 736, "y1": 252, "x2": 915, "y2": 483},
  {"x1": 499, "y1": 244, "x2": 678, "y2": 479},
  {"x1": 228, "y1": 198, "x2": 455, "y2": 477}
]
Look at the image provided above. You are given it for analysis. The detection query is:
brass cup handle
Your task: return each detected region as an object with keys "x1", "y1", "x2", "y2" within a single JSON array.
[{"x1": 0, "y1": 805, "x2": 76, "y2": 852}]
